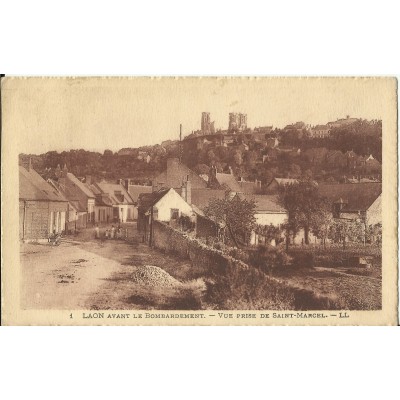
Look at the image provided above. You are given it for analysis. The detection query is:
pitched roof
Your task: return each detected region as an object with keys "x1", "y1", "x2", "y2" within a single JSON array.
[
  {"x1": 138, "y1": 189, "x2": 170, "y2": 212},
  {"x1": 215, "y1": 173, "x2": 242, "y2": 192},
  {"x1": 242, "y1": 194, "x2": 286, "y2": 213},
  {"x1": 314, "y1": 124, "x2": 330, "y2": 130},
  {"x1": 66, "y1": 173, "x2": 95, "y2": 198},
  {"x1": 318, "y1": 183, "x2": 381, "y2": 212},
  {"x1": 95, "y1": 182, "x2": 134, "y2": 205},
  {"x1": 191, "y1": 189, "x2": 226, "y2": 210},
  {"x1": 238, "y1": 181, "x2": 259, "y2": 194},
  {"x1": 128, "y1": 184, "x2": 153, "y2": 203},
  {"x1": 19, "y1": 167, "x2": 67, "y2": 202},
  {"x1": 153, "y1": 158, "x2": 208, "y2": 189}
]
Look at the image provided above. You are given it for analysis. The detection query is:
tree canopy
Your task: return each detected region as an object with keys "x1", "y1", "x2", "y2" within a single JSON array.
[{"x1": 204, "y1": 195, "x2": 256, "y2": 248}]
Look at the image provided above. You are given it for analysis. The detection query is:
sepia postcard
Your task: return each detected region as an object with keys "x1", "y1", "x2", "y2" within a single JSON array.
[{"x1": 1, "y1": 76, "x2": 398, "y2": 325}]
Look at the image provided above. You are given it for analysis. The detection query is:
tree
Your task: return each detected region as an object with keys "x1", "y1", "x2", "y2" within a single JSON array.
[
  {"x1": 328, "y1": 219, "x2": 365, "y2": 249},
  {"x1": 233, "y1": 150, "x2": 243, "y2": 166},
  {"x1": 279, "y1": 180, "x2": 326, "y2": 245},
  {"x1": 204, "y1": 195, "x2": 256, "y2": 248},
  {"x1": 310, "y1": 203, "x2": 333, "y2": 248},
  {"x1": 194, "y1": 164, "x2": 210, "y2": 175},
  {"x1": 254, "y1": 224, "x2": 283, "y2": 245}
]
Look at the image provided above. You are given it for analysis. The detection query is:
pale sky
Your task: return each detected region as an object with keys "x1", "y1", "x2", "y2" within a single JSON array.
[{"x1": 2, "y1": 77, "x2": 389, "y2": 154}]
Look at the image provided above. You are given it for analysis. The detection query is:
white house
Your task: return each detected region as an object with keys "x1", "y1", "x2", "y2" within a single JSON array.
[
  {"x1": 242, "y1": 195, "x2": 288, "y2": 245},
  {"x1": 152, "y1": 188, "x2": 193, "y2": 221},
  {"x1": 137, "y1": 188, "x2": 194, "y2": 232},
  {"x1": 94, "y1": 181, "x2": 136, "y2": 223}
]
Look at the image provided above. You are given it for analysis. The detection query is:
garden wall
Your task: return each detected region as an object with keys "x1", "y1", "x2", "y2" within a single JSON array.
[
  {"x1": 152, "y1": 221, "x2": 343, "y2": 310},
  {"x1": 152, "y1": 220, "x2": 249, "y2": 276}
]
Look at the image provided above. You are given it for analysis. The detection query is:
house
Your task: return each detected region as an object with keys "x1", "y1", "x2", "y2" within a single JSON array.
[
  {"x1": 58, "y1": 168, "x2": 96, "y2": 227},
  {"x1": 241, "y1": 194, "x2": 288, "y2": 245},
  {"x1": 318, "y1": 183, "x2": 381, "y2": 225},
  {"x1": 191, "y1": 188, "x2": 226, "y2": 211},
  {"x1": 328, "y1": 116, "x2": 359, "y2": 129},
  {"x1": 94, "y1": 181, "x2": 136, "y2": 222},
  {"x1": 221, "y1": 135, "x2": 236, "y2": 146},
  {"x1": 238, "y1": 178, "x2": 262, "y2": 194},
  {"x1": 87, "y1": 183, "x2": 114, "y2": 224},
  {"x1": 137, "y1": 188, "x2": 194, "y2": 238},
  {"x1": 357, "y1": 154, "x2": 381, "y2": 173},
  {"x1": 282, "y1": 122, "x2": 309, "y2": 138},
  {"x1": 188, "y1": 188, "x2": 227, "y2": 240},
  {"x1": 152, "y1": 158, "x2": 208, "y2": 192},
  {"x1": 265, "y1": 178, "x2": 299, "y2": 194},
  {"x1": 310, "y1": 124, "x2": 331, "y2": 138},
  {"x1": 19, "y1": 166, "x2": 68, "y2": 242},
  {"x1": 47, "y1": 178, "x2": 88, "y2": 232},
  {"x1": 126, "y1": 182, "x2": 153, "y2": 204},
  {"x1": 208, "y1": 166, "x2": 243, "y2": 194}
]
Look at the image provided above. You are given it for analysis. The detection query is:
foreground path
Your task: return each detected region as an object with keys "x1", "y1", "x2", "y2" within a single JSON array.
[
  {"x1": 20, "y1": 225, "x2": 201, "y2": 310},
  {"x1": 20, "y1": 241, "x2": 122, "y2": 309}
]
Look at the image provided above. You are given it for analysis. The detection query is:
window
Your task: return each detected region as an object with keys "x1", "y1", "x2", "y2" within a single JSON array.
[{"x1": 170, "y1": 208, "x2": 179, "y2": 220}]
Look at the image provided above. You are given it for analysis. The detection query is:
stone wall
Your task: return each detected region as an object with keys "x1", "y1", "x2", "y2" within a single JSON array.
[
  {"x1": 152, "y1": 220, "x2": 249, "y2": 276},
  {"x1": 152, "y1": 220, "x2": 344, "y2": 310}
]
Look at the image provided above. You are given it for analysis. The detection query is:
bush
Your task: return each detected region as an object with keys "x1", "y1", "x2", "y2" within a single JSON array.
[
  {"x1": 291, "y1": 251, "x2": 316, "y2": 267},
  {"x1": 204, "y1": 266, "x2": 297, "y2": 310},
  {"x1": 249, "y1": 245, "x2": 292, "y2": 272}
]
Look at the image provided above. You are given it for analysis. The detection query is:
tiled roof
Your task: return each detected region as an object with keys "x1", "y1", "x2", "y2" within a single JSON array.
[
  {"x1": 96, "y1": 182, "x2": 134, "y2": 205},
  {"x1": 128, "y1": 185, "x2": 153, "y2": 203},
  {"x1": 19, "y1": 167, "x2": 67, "y2": 202},
  {"x1": 138, "y1": 189, "x2": 170, "y2": 212},
  {"x1": 238, "y1": 181, "x2": 259, "y2": 194},
  {"x1": 191, "y1": 189, "x2": 226, "y2": 210},
  {"x1": 318, "y1": 183, "x2": 381, "y2": 212},
  {"x1": 66, "y1": 173, "x2": 95, "y2": 198},
  {"x1": 215, "y1": 173, "x2": 242, "y2": 192},
  {"x1": 241, "y1": 194, "x2": 286, "y2": 213}
]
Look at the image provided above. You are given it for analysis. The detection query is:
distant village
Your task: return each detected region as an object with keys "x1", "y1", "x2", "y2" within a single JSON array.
[{"x1": 19, "y1": 112, "x2": 382, "y2": 247}]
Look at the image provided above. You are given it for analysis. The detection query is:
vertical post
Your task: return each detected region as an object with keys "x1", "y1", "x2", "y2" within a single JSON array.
[
  {"x1": 23, "y1": 201, "x2": 27, "y2": 240},
  {"x1": 149, "y1": 206, "x2": 154, "y2": 247}
]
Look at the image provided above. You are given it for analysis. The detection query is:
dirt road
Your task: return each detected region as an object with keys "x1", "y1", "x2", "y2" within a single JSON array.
[{"x1": 20, "y1": 223, "x2": 204, "y2": 310}]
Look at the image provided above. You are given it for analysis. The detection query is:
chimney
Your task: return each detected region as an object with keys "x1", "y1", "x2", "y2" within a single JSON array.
[
  {"x1": 124, "y1": 179, "x2": 129, "y2": 191},
  {"x1": 86, "y1": 175, "x2": 92, "y2": 185}
]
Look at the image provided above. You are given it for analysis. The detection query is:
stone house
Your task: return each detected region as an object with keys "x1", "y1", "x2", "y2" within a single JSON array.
[
  {"x1": 318, "y1": 183, "x2": 381, "y2": 225},
  {"x1": 19, "y1": 166, "x2": 68, "y2": 242},
  {"x1": 310, "y1": 124, "x2": 331, "y2": 138},
  {"x1": 58, "y1": 169, "x2": 96, "y2": 227}
]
